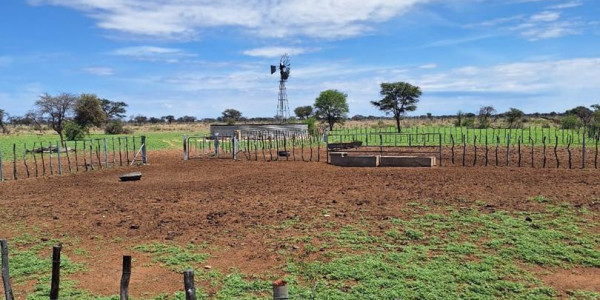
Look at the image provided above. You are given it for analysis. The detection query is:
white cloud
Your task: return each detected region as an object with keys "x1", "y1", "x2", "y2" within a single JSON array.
[
  {"x1": 242, "y1": 47, "x2": 317, "y2": 58},
  {"x1": 83, "y1": 67, "x2": 113, "y2": 76},
  {"x1": 546, "y1": 1, "x2": 582, "y2": 10},
  {"x1": 111, "y1": 46, "x2": 195, "y2": 62},
  {"x1": 529, "y1": 11, "x2": 560, "y2": 22},
  {"x1": 418, "y1": 63, "x2": 438, "y2": 69},
  {"x1": 28, "y1": 0, "x2": 431, "y2": 39}
]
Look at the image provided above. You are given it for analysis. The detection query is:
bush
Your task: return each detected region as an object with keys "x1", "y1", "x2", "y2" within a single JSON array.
[
  {"x1": 304, "y1": 116, "x2": 317, "y2": 135},
  {"x1": 63, "y1": 121, "x2": 85, "y2": 140},
  {"x1": 561, "y1": 114, "x2": 581, "y2": 129},
  {"x1": 104, "y1": 120, "x2": 132, "y2": 134},
  {"x1": 462, "y1": 118, "x2": 475, "y2": 128}
]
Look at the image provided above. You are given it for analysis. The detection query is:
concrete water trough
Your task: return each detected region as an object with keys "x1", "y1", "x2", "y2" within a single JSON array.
[
  {"x1": 329, "y1": 152, "x2": 436, "y2": 168},
  {"x1": 119, "y1": 171, "x2": 142, "y2": 181}
]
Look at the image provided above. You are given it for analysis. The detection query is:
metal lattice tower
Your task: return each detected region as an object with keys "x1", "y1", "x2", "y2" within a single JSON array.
[
  {"x1": 277, "y1": 79, "x2": 290, "y2": 123},
  {"x1": 271, "y1": 54, "x2": 291, "y2": 124}
]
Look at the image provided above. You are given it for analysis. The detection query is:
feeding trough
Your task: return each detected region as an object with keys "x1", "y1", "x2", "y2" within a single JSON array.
[{"x1": 119, "y1": 171, "x2": 142, "y2": 182}]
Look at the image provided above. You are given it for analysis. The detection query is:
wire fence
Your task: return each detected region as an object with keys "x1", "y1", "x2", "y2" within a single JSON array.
[{"x1": 0, "y1": 136, "x2": 147, "y2": 183}]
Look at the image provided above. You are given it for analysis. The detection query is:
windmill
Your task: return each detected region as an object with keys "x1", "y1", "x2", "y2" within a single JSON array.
[{"x1": 271, "y1": 54, "x2": 291, "y2": 123}]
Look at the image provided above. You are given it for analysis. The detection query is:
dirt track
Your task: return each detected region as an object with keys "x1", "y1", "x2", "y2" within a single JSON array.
[{"x1": 1, "y1": 149, "x2": 599, "y2": 297}]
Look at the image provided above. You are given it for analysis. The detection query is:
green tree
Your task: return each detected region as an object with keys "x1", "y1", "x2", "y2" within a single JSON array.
[
  {"x1": 0, "y1": 108, "x2": 8, "y2": 134},
  {"x1": 100, "y1": 99, "x2": 128, "y2": 120},
  {"x1": 162, "y1": 115, "x2": 175, "y2": 124},
  {"x1": 294, "y1": 106, "x2": 313, "y2": 120},
  {"x1": 221, "y1": 109, "x2": 242, "y2": 125},
  {"x1": 371, "y1": 82, "x2": 421, "y2": 133},
  {"x1": 505, "y1": 108, "x2": 525, "y2": 129},
  {"x1": 35, "y1": 92, "x2": 77, "y2": 143},
  {"x1": 455, "y1": 110, "x2": 464, "y2": 127},
  {"x1": 477, "y1": 106, "x2": 496, "y2": 128},
  {"x1": 74, "y1": 94, "x2": 107, "y2": 130},
  {"x1": 314, "y1": 89, "x2": 349, "y2": 131},
  {"x1": 565, "y1": 106, "x2": 594, "y2": 127}
]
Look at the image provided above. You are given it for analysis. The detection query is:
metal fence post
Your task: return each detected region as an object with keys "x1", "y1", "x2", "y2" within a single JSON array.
[{"x1": 141, "y1": 136, "x2": 147, "y2": 164}]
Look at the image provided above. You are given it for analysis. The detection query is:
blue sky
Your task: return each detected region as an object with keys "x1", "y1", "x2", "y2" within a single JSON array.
[{"x1": 1, "y1": 0, "x2": 599, "y2": 119}]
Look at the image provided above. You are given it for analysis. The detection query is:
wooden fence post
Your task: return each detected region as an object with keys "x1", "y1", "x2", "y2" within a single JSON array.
[
  {"x1": 567, "y1": 136, "x2": 573, "y2": 169},
  {"x1": 32, "y1": 143, "x2": 39, "y2": 177},
  {"x1": 0, "y1": 145, "x2": 4, "y2": 182},
  {"x1": 50, "y1": 244, "x2": 62, "y2": 300},
  {"x1": 12, "y1": 144, "x2": 17, "y2": 180},
  {"x1": 104, "y1": 138, "x2": 109, "y2": 168},
  {"x1": 74, "y1": 141, "x2": 79, "y2": 173},
  {"x1": 57, "y1": 141, "x2": 62, "y2": 175},
  {"x1": 542, "y1": 136, "x2": 547, "y2": 168},
  {"x1": 23, "y1": 144, "x2": 30, "y2": 178},
  {"x1": 582, "y1": 128, "x2": 586, "y2": 169},
  {"x1": 473, "y1": 135, "x2": 477, "y2": 166},
  {"x1": 450, "y1": 134, "x2": 455, "y2": 165},
  {"x1": 273, "y1": 280, "x2": 289, "y2": 300},
  {"x1": 64, "y1": 141, "x2": 72, "y2": 173},
  {"x1": 554, "y1": 135, "x2": 560, "y2": 168},
  {"x1": 120, "y1": 255, "x2": 131, "y2": 300},
  {"x1": 183, "y1": 269, "x2": 196, "y2": 300},
  {"x1": 1, "y1": 239, "x2": 15, "y2": 300}
]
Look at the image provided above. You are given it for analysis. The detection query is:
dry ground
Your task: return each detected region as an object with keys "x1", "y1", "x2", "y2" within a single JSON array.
[{"x1": 0, "y1": 150, "x2": 599, "y2": 298}]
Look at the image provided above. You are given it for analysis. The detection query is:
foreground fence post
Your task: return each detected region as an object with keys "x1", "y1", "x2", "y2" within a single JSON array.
[
  {"x1": 0, "y1": 146, "x2": 4, "y2": 182},
  {"x1": 141, "y1": 136, "x2": 147, "y2": 164},
  {"x1": 183, "y1": 135, "x2": 189, "y2": 161},
  {"x1": 12, "y1": 144, "x2": 17, "y2": 180},
  {"x1": 57, "y1": 141, "x2": 62, "y2": 175},
  {"x1": 1, "y1": 239, "x2": 15, "y2": 300},
  {"x1": 272, "y1": 280, "x2": 289, "y2": 300},
  {"x1": 183, "y1": 269, "x2": 196, "y2": 300},
  {"x1": 120, "y1": 255, "x2": 131, "y2": 300},
  {"x1": 50, "y1": 244, "x2": 62, "y2": 300}
]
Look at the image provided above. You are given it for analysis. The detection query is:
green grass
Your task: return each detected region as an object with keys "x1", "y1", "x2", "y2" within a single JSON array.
[
  {"x1": 328, "y1": 125, "x2": 598, "y2": 148},
  {"x1": 132, "y1": 242, "x2": 210, "y2": 272},
  {"x1": 2, "y1": 201, "x2": 599, "y2": 299}
]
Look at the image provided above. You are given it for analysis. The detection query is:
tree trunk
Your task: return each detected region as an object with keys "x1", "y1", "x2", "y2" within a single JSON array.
[{"x1": 395, "y1": 115, "x2": 401, "y2": 133}]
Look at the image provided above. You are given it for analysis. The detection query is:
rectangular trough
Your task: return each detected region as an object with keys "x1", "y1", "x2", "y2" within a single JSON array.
[{"x1": 329, "y1": 153, "x2": 436, "y2": 168}]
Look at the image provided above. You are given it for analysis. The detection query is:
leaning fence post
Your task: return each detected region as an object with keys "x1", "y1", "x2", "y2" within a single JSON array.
[
  {"x1": 120, "y1": 255, "x2": 131, "y2": 300},
  {"x1": 50, "y1": 244, "x2": 62, "y2": 300},
  {"x1": 141, "y1": 136, "x2": 147, "y2": 164},
  {"x1": 183, "y1": 269, "x2": 196, "y2": 300},
  {"x1": 1, "y1": 239, "x2": 15, "y2": 300},
  {"x1": 272, "y1": 280, "x2": 289, "y2": 300}
]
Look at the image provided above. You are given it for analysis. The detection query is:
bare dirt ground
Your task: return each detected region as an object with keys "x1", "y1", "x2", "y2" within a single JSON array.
[{"x1": 1, "y1": 149, "x2": 599, "y2": 297}]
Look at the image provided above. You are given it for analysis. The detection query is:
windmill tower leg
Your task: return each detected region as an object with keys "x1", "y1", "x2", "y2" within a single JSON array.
[{"x1": 277, "y1": 80, "x2": 289, "y2": 124}]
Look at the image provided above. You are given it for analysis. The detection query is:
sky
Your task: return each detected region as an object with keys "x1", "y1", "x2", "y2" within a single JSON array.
[{"x1": 1, "y1": 0, "x2": 599, "y2": 119}]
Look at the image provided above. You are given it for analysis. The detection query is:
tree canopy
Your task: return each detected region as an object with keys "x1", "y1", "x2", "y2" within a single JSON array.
[
  {"x1": 35, "y1": 93, "x2": 77, "y2": 142},
  {"x1": 477, "y1": 106, "x2": 496, "y2": 128},
  {"x1": 101, "y1": 99, "x2": 128, "y2": 120},
  {"x1": 505, "y1": 108, "x2": 525, "y2": 128},
  {"x1": 371, "y1": 82, "x2": 421, "y2": 133},
  {"x1": 314, "y1": 89, "x2": 349, "y2": 131},
  {"x1": 74, "y1": 94, "x2": 107, "y2": 129},
  {"x1": 294, "y1": 106, "x2": 313, "y2": 120},
  {"x1": 221, "y1": 109, "x2": 242, "y2": 125}
]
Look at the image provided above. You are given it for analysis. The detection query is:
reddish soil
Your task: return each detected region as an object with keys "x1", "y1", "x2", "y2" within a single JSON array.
[{"x1": 1, "y1": 149, "x2": 599, "y2": 297}]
